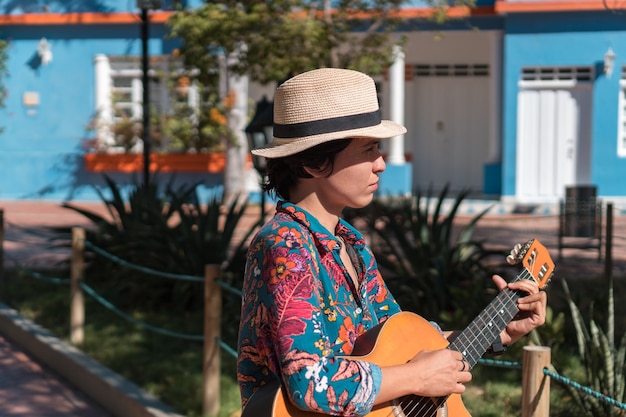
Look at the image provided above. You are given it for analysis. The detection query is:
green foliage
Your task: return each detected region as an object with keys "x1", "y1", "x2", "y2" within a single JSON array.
[
  {"x1": 167, "y1": 0, "x2": 481, "y2": 86},
  {"x1": 168, "y1": 0, "x2": 479, "y2": 86},
  {"x1": 428, "y1": 0, "x2": 477, "y2": 24},
  {"x1": 57, "y1": 175, "x2": 257, "y2": 313},
  {"x1": 160, "y1": 78, "x2": 238, "y2": 153},
  {"x1": 167, "y1": 1, "x2": 407, "y2": 85},
  {"x1": 560, "y1": 278, "x2": 626, "y2": 417},
  {"x1": 346, "y1": 186, "x2": 496, "y2": 327}
]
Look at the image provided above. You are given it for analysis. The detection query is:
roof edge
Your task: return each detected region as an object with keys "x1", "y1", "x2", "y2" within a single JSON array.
[
  {"x1": 495, "y1": 0, "x2": 607, "y2": 13},
  {"x1": 0, "y1": 11, "x2": 174, "y2": 25}
]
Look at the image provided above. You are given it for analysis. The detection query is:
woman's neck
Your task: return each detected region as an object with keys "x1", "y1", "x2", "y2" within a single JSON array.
[{"x1": 292, "y1": 194, "x2": 342, "y2": 235}]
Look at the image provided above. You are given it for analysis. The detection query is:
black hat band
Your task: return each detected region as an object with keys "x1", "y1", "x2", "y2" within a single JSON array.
[{"x1": 273, "y1": 109, "x2": 381, "y2": 139}]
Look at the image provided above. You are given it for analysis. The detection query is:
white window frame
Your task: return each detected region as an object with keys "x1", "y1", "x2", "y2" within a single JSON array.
[{"x1": 93, "y1": 54, "x2": 199, "y2": 150}]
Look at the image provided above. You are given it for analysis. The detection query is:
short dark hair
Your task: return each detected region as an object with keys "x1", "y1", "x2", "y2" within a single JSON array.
[{"x1": 263, "y1": 139, "x2": 352, "y2": 201}]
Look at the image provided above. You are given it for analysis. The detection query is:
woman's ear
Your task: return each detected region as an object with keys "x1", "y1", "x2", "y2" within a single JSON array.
[{"x1": 302, "y1": 164, "x2": 326, "y2": 179}]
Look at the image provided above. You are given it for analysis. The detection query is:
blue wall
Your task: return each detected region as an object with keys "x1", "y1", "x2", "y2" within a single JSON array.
[
  {"x1": 502, "y1": 11, "x2": 626, "y2": 198},
  {"x1": 0, "y1": 0, "x2": 216, "y2": 202}
]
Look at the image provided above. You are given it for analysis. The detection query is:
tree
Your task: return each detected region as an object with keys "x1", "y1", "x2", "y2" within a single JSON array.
[
  {"x1": 168, "y1": 0, "x2": 479, "y2": 84},
  {"x1": 168, "y1": 0, "x2": 409, "y2": 86}
]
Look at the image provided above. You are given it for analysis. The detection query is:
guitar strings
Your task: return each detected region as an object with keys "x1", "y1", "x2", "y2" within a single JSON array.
[{"x1": 400, "y1": 393, "x2": 442, "y2": 417}]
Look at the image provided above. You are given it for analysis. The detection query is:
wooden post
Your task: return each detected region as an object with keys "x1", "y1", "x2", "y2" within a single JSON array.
[
  {"x1": 70, "y1": 227, "x2": 85, "y2": 346},
  {"x1": 604, "y1": 202, "x2": 614, "y2": 280},
  {"x1": 522, "y1": 346, "x2": 551, "y2": 417},
  {"x1": 203, "y1": 264, "x2": 222, "y2": 417}
]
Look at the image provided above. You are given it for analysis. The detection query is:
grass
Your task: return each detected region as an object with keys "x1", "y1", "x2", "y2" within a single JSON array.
[{"x1": 2, "y1": 268, "x2": 623, "y2": 417}]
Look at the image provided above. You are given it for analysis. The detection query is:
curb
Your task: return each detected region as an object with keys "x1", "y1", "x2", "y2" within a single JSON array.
[{"x1": 0, "y1": 302, "x2": 186, "y2": 417}]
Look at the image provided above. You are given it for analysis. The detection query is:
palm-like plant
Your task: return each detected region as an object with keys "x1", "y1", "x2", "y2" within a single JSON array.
[
  {"x1": 561, "y1": 278, "x2": 626, "y2": 417},
  {"x1": 57, "y1": 175, "x2": 257, "y2": 312}
]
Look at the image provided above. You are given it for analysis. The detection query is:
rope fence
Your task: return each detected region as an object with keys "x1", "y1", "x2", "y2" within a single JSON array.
[
  {"x1": 1, "y1": 219, "x2": 243, "y2": 416},
  {"x1": 1, "y1": 207, "x2": 626, "y2": 417}
]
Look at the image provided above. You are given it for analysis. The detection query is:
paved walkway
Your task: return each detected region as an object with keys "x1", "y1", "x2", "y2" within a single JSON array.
[
  {"x1": 0, "y1": 334, "x2": 112, "y2": 416},
  {"x1": 0, "y1": 199, "x2": 625, "y2": 416},
  {"x1": 0, "y1": 202, "x2": 114, "y2": 416}
]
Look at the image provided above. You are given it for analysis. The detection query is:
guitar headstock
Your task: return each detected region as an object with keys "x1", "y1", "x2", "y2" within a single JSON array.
[{"x1": 507, "y1": 239, "x2": 554, "y2": 289}]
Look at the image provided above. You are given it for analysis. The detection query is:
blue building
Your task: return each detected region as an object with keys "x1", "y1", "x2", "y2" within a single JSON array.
[
  {"x1": 499, "y1": 4, "x2": 625, "y2": 207},
  {"x1": 0, "y1": 0, "x2": 624, "y2": 209},
  {"x1": 0, "y1": 0, "x2": 218, "y2": 201}
]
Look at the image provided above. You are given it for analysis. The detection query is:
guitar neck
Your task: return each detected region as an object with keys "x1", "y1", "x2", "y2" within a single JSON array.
[{"x1": 448, "y1": 270, "x2": 533, "y2": 369}]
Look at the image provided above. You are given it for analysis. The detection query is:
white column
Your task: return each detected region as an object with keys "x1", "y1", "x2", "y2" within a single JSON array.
[
  {"x1": 94, "y1": 54, "x2": 113, "y2": 146},
  {"x1": 224, "y1": 51, "x2": 250, "y2": 203},
  {"x1": 488, "y1": 32, "x2": 503, "y2": 162},
  {"x1": 388, "y1": 45, "x2": 406, "y2": 165}
]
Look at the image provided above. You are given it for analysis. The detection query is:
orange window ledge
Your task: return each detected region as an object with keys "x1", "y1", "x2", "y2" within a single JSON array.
[{"x1": 84, "y1": 153, "x2": 227, "y2": 173}]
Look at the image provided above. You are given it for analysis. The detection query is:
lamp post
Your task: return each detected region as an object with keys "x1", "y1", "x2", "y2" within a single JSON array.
[
  {"x1": 245, "y1": 96, "x2": 274, "y2": 220},
  {"x1": 137, "y1": 0, "x2": 161, "y2": 190}
]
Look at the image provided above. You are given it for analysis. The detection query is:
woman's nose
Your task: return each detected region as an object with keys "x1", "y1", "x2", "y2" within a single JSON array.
[{"x1": 373, "y1": 153, "x2": 386, "y2": 173}]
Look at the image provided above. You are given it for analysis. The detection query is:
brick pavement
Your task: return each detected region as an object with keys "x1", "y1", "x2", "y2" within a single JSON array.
[
  {"x1": 455, "y1": 210, "x2": 626, "y2": 279},
  {"x1": 0, "y1": 201, "x2": 111, "y2": 416},
  {"x1": 0, "y1": 334, "x2": 112, "y2": 416},
  {"x1": 0, "y1": 201, "x2": 162, "y2": 417}
]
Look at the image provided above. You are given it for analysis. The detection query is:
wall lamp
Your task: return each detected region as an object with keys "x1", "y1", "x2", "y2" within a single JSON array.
[
  {"x1": 37, "y1": 37, "x2": 52, "y2": 66},
  {"x1": 604, "y1": 47, "x2": 616, "y2": 79}
]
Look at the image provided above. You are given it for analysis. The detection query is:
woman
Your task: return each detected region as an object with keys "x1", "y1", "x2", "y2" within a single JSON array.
[{"x1": 237, "y1": 68, "x2": 547, "y2": 416}]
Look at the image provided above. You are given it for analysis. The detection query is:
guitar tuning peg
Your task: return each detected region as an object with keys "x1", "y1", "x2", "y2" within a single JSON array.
[{"x1": 506, "y1": 243, "x2": 523, "y2": 265}]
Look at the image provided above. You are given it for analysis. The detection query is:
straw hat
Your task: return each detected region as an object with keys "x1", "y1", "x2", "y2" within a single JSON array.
[{"x1": 251, "y1": 68, "x2": 407, "y2": 158}]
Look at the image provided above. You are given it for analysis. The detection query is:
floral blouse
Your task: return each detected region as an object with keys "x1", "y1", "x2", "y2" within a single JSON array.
[{"x1": 237, "y1": 201, "x2": 401, "y2": 416}]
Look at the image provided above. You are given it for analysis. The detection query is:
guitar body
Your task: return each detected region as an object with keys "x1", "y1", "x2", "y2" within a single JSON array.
[
  {"x1": 244, "y1": 312, "x2": 470, "y2": 417},
  {"x1": 348, "y1": 311, "x2": 469, "y2": 417}
]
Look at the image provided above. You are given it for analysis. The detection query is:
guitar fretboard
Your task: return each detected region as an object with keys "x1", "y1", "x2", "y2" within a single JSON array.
[{"x1": 448, "y1": 269, "x2": 533, "y2": 369}]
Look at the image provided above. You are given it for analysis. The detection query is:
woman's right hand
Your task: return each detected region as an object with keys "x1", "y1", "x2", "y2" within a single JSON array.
[
  {"x1": 406, "y1": 349, "x2": 472, "y2": 397},
  {"x1": 376, "y1": 348, "x2": 472, "y2": 405}
]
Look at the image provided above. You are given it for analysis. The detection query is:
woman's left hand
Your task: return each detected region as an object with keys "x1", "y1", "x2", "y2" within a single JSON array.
[{"x1": 492, "y1": 275, "x2": 547, "y2": 345}]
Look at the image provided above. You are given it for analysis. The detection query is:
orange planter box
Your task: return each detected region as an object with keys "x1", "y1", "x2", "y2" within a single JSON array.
[{"x1": 84, "y1": 153, "x2": 227, "y2": 173}]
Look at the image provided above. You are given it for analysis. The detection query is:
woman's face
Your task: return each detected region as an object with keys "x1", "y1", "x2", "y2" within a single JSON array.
[{"x1": 315, "y1": 137, "x2": 386, "y2": 211}]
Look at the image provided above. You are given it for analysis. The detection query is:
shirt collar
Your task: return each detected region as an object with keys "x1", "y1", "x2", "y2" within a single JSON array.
[{"x1": 276, "y1": 201, "x2": 365, "y2": 248}]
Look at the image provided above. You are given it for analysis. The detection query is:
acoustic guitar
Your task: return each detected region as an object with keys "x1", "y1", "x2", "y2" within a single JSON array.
[{"x1": 242, "y1": 239, "x2": 555, "y2": 417}]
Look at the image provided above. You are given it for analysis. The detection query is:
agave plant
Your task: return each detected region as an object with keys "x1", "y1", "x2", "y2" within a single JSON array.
[
  {"x1": 172, "y1": 188, "x2": 259, "y2": 281},
  {"x1": 347, "y1": 186, "x2": 497, "y2": 327},
  {"x1": 55, "y1": 174, "x2": 258, "y2": 313},
  {"x1": 561, "y1": 278, "x2": 626, "y2": 417}
]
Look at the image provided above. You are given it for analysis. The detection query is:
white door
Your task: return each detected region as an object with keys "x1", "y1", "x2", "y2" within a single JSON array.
[
  {"x1": 408, "y1": 69, "x2": 492, "y2": 194},
  {"x1": 515, "y1": 82, "x2": 592, "y2": 202}
]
